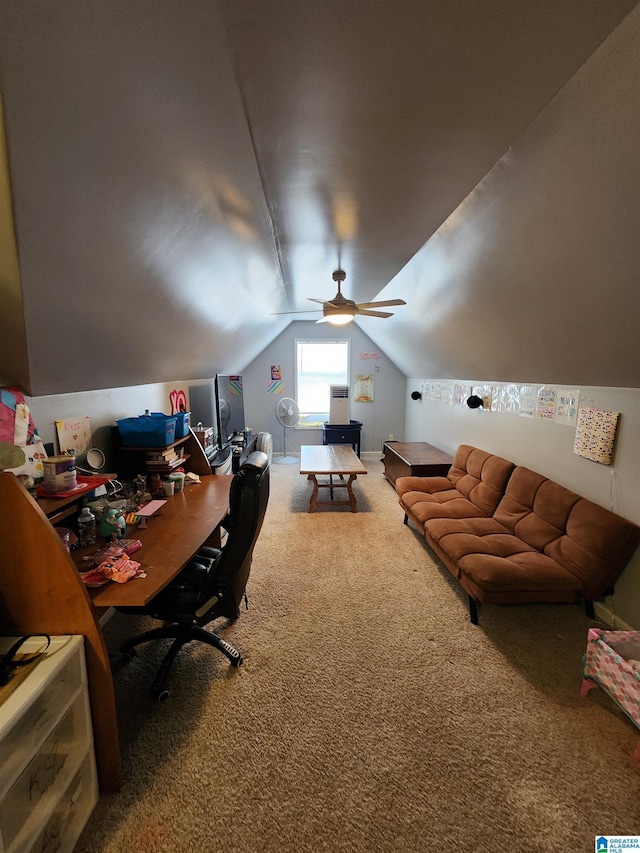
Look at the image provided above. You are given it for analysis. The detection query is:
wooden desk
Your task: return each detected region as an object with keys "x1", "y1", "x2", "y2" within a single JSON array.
[
  {"x1": 0, "y1": 470, "x2": 231, "y2": 794},
  {"x1": 300, "y1": 445, "x2": 367, "y2": 513},
  {"x1": 383, "y1": 441, "x2": 453, "y2": 486},
  {"x1": 88, "y1": 477, "x2": 232, "y2": 608}
]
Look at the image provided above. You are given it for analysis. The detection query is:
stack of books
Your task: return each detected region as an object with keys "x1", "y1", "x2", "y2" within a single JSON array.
[{"x1": 145, "y1": 446, "x2": 185, "y2": 471}]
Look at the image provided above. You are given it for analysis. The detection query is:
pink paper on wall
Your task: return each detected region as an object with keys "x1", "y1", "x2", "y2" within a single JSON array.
[{"x1": 573, "y1": 406, "x2": 620, "y2": 465}]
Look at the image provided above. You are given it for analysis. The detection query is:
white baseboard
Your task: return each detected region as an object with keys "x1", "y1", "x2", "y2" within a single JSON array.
[{"x1": 593, "y1": 600, "x2": 636, "y2": 631}]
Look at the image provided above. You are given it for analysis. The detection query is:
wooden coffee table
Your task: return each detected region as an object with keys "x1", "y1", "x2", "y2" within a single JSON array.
[
  {"x1": 300, "y1": 445, "x2": 367, "y2": 512},
  {"x1": 383, "y1": 441, "x2": 453, "y2": 486}
]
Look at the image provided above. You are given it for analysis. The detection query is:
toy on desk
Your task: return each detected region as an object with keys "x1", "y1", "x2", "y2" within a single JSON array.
[{"x1": 99, "y1": 507, "x2": 126, "y2": 540}]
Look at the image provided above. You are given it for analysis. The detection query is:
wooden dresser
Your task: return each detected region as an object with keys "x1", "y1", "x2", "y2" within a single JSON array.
[{"x1": 383, "y1": 441, "x2": 453, "y2": 486}]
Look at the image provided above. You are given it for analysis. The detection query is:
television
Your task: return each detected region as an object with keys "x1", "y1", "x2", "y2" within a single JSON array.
[{"x1": 215, "y1": 374, "x2": 246, "y2": 448}]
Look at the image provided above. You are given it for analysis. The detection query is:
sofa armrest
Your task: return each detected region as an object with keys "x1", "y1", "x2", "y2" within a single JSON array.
[{"x1": 395, "y1": 475, "x2": 452, "y2": 498}]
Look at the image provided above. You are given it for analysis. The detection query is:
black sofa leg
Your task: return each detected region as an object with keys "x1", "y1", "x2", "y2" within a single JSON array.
[
  {"x1": 403, "y1": 513, "x2": 408, "y2": 525},
  {"x1": 584, "y1": 599, "x2": 595, "y2": 619},
  {"x1": 468, "y1": 596, "x2": 479, "y2": 625}
]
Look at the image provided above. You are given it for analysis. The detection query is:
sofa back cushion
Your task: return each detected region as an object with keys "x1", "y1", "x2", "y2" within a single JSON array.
[
  {"x1": 493, "y1": 467, "x2": 640, "y2": 598},
  {"x1": 446, "y1": 445, "x2": 515, "y2": 516}
]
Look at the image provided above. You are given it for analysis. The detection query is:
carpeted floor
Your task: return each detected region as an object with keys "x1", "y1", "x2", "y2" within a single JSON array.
[{"x1": 76, "y1": 458, "x2": 640, "y2": 853}]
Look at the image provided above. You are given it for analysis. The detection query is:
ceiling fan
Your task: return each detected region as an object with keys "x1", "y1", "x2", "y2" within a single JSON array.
[{"x1": 272, "y1": 270, "x2": 406, "y2": 326}]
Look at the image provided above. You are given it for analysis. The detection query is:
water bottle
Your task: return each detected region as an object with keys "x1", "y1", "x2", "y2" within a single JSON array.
[{"x1": 78, "y1": 506, "x2": 97, "y2": 547}]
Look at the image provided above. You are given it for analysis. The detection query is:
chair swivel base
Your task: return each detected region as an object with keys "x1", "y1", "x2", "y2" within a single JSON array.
[{"x1": 120, "y1": 622, "x2": 243, "y2": 701}]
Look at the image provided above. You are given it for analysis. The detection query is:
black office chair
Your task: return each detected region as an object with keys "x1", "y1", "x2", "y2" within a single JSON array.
[{"x1": 118, "y1": 450, "x2": 270, "y2": 700}]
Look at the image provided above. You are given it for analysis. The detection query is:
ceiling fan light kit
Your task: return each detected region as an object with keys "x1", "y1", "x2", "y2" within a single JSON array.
[{"x1": 272, "y1": 269, "x2": 406, "y2": 324}]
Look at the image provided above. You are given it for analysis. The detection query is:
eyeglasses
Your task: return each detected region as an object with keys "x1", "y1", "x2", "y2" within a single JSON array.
[{"x1": 0, "y1": 634, "x2": 51, "y2": 686}]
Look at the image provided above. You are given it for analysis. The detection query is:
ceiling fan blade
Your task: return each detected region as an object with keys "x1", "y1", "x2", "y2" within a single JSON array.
[
  {"x1": 270, "y1": 309, "x2": 323, "y2": 315},
  {"x1": 307, "y1": 298, "x2": 327, "y2": 305},
  {"x1": 355, "y1": 309, "x2": 394, "y2": 318},
  {"x1": 355, "y1": 299, "x2": 407, "y2": 309}
]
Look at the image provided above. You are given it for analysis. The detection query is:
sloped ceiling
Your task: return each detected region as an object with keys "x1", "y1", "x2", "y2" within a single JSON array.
[{"x1": 0, "y1": 0, "x2": 637, "y2": 394}]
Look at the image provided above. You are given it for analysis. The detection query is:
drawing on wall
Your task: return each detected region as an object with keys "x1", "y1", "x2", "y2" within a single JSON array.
[
  {"x1": 271, "y1": 365, "x2": 282, "y2": 380},
  {"x1": 267, "y1": 379, "x2": 284, "y2": 394},
  {"x1": 169, "y1": 389, "x2": 187, "y2": 414},
  {"x1": 55, "y1": 416, "x2": 92, "y2": 456},
  {"x1": 354, "y1": 374, "x2": 374, "y2": 402},
  {"x1": 519, "y1": 386, "x2": 538, "y2": 418},
  {"x1": 574, "y1": 407, "x2": 620, "y2": 464},
  {"x1": 555, "y1": 388, "x2": 580, "y2": 426},
  {"x1": 502, "y1": 385, "x2": 520, "y2": 414},
  {"x1": 473, "y1": 385, "x2": 493, "y2": 409},
  {"x1": 454, "y1": 384, "x2": 471, "y2": 406},
  {"x1": 440, "y1": 383, "x2": 453, "y2": 405},
  {"x1": 536, "y1": 386, "x2": 557, "y2": 421}
]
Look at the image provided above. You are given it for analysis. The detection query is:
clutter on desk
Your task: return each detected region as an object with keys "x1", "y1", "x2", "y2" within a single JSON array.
[
  {"x1": 35, "y1": 473, "x2": 113, "y2": 499},
  {"x1": 54, "y1": 526, "x2": 78, "y2": 553},
  {"x1": 83, "y1": 538, "x2": 143, "y2": 567},
  {"x1": 99, "y1": 507, "x2": 126, "y2": 540},
  {"x1": 79, "y1": 554, "x2": 144, "y2": 587},
  {"x1": 77, "y1": 506, "x2": 97, "y2": 546}
]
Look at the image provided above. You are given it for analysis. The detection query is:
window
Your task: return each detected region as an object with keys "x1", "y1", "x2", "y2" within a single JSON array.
[{"x1": 295, "y1": 339, "x2": 349, "y2": 428}]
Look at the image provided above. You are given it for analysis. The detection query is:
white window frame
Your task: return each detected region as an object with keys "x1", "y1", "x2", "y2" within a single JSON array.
[{"x1": 295, "y1": 339, "x2": 350, "y2": 428}]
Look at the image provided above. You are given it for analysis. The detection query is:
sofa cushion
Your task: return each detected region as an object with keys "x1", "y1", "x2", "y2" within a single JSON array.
[
  {"x1": 396, "y1": 444, "x2": 515, "y2": 521},
  {"x1": 425, "y1": 517, "x2": 581, "y2": 597},
  {"x1": 399, "y1": 486, "x2": 489, "y2": 522},
  {"x1": 492, "y1": 467, "x2": 640, "y2": 599}
]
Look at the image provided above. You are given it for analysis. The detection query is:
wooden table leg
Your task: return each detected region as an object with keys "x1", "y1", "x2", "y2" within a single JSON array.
[
  {"x1": 308, "y1": 474, "x2": 319, "y2": 513},
  {"x1": 346, "y1": 474, "x2": 358, "y2": 512}
]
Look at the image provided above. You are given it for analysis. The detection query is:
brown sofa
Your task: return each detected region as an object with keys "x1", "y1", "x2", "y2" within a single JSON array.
[{"x1": 396, "y1": 445, "x2": 640, "y2": 623}]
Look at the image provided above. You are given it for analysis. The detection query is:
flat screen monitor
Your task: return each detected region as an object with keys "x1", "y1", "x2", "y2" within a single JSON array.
[{"x1": 215, "y1": 374, "x2": 246, "y2": 448}]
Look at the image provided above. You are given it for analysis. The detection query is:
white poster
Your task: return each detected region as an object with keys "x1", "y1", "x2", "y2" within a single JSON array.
[
  {"x1": 555, "y1": 388, "x2": 580, "y2": 426},
  {"x1": 519, "y1": 386, "x2": 538, "y2": 418}
]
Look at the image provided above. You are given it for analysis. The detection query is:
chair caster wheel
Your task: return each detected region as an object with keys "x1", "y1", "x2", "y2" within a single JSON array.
[
  {"x1": 155, "y1": 688, "x2": 171, "y2": 702},
  {"x1": 121, "y1": 649, "x2": 136, "y2": 663},
  {"x1": 231, "y1": 655, "x2": 243, "y2": 668}
]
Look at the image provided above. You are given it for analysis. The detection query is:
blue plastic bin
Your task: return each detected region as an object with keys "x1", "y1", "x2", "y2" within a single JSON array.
[
  {"x1": 117, "y1": 414, "x2": 177, "y2": 447},
  {"x1": 174, "y1": 411, "x2": 191, "y2": 439}
]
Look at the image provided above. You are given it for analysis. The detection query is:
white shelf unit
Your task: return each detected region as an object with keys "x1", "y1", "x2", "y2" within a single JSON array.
[{"x1": 0, "y1": 635, "x2": 98, "y2": 853}]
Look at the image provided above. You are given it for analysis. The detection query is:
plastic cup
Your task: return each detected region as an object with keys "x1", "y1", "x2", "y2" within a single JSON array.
[
  {"x1": 163, "y1": 480, "x2": 175, "y2": 496},
  {"x1": 169, "y1": 472, "x2": 185, "y2": 493}
]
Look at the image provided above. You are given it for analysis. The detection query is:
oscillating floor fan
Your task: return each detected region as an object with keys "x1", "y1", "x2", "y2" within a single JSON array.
[{"x1": 274, "y1": 397, "x2": 300, "y2": 464}]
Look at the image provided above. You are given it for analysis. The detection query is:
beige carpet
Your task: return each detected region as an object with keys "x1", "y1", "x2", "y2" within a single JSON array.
[{"x1": 76, "y1": 458, "x2": 640, "y2": 853}]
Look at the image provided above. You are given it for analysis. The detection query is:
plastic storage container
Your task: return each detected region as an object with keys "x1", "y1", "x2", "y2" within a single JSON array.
[
  {"x1": 117, "y1": 414, "x2": 177, "y2": 447},
  {"x1": 173, "y1": 412, "x2": 191, "y2": 439}
]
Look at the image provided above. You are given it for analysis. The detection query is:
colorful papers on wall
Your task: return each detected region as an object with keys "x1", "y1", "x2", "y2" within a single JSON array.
[
  {"x1": 574, "y1": 407, "x2": 620, "y2": 465},
  {"x1": 536, "y1": 386, "x2": 556, "y2": 421},
  {"x1": 0, "y1": 386, "x2": 47, "y2": 480},
  {"x1": 555, "y1": 388, "x2": 580, "y2": 426}
]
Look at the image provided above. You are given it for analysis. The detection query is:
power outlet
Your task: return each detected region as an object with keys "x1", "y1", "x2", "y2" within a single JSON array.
[{"x1": 388, "y1": 434, "x2": 394, "y2": 440}]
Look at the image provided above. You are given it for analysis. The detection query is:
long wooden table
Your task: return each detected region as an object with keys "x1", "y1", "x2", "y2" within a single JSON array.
[{"x1": 300, "y1": 444, "x2": 367, "y2": 512}]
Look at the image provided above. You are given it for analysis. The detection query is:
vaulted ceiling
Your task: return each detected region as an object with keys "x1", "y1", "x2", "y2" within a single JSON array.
[{"x1": 0, "y1": 0, "x2": 638, "y2": 395}]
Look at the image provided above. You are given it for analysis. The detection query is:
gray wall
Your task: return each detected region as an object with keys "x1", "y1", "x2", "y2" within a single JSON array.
[
  {"x1": 241, "y1": 321, "x2": 407, "y2": 455},
  {"x1": 368, "y1": 7, "x2": 640, "y2": 386},
  {"x1": 404, "y1": 380, "x2": 640, "y2": 629}
]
